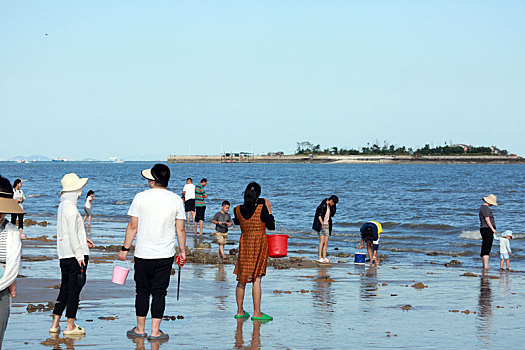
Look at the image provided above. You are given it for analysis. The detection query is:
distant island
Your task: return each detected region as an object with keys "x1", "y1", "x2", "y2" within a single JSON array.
[{"x1": 168, "y1": 142, "x2": 524, "y2": 164}]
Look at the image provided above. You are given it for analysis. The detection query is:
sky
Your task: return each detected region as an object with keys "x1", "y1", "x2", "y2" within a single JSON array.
[{"x1": 1, "y1": 1, "x2": 524, "y2": 160}]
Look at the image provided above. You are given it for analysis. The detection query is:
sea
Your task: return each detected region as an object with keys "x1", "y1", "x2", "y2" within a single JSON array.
[{"x1": 1, "y1": 161, "x2": 523, "y2": 270}]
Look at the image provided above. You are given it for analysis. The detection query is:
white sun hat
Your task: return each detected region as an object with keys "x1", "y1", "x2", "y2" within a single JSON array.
[{"x1": 60, "y1": 173, "x2": 89, "y2": 195}]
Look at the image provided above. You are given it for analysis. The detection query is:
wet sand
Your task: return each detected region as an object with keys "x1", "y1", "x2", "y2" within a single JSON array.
[{"x1": 5, "y1": 237, "x2": 525, "y2": 350}]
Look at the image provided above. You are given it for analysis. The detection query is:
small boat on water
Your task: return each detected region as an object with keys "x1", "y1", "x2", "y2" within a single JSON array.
[
  {"x1": 52, "y1": 157, "x2": 68, "y2": 162},
  {"x1": 109, "y1": 156, "x2": 124, "y2": 163}
]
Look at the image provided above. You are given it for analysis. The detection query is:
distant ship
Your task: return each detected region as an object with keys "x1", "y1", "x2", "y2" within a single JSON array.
[
  {"x1": 52, "y1": 157, "x2": 68, "y2": 162},
  {"x1": 109, "y1": 156, "x2": 124, "y2": 163}
]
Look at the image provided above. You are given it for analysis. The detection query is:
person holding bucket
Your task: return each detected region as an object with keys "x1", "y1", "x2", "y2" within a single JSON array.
[
  {"x1": 0, "y1": 176, "x2": 24, "y2": 347},
  {"x1": 312, "y1": 195, "x2": 339, "y2": 263},
  {"x1": 359, "y1": 221, "x2": 382, "y2": 266},
  {"x1": 233, "y1": 182, "x2": 275, "y2": 321},
  {"x1": 117, "y1": 164, "x2": 186, "y2": 341},
  {"x1": 49, "y1": 173, "x2": 95, "y2": 336}
]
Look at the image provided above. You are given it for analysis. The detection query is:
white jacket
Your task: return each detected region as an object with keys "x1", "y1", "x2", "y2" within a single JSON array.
[
  {"x1": 57, "y1": 192, "x2": 89, "y2": 260},
  {"x1": 0, "y1": 222, "x2": 21, "y2": 291}
]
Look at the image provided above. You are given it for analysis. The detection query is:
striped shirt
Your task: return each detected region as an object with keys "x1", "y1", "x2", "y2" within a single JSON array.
[
  {"x1": 195, "y1": 184, "x2": 206, "y2": 207},
  {"x1": 0, "y1": 219, "x2": 8, "y2": 264}
]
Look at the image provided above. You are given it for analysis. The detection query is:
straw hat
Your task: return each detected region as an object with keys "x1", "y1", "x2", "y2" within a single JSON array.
[
  {"x1": 0, "y1": 192, "x2": 25, "y2": 214},
  {"x1": 482, "y1": 194, "x2": 498, "y2": 206},
  {"x1": 60, "y1": 173, "x2": 89, "y2": 195}
]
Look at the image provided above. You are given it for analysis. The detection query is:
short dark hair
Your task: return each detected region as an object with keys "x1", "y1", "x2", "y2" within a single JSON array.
[
  {"x1": 0, "y1": 176, "x2": 14, "y2": 197},
  {"x1": 201, "y1": 178, "x2": 207, "y2": 183},
  {"x1": 222, "y1": 200, "x2": 230, "y2": 207},
  {"x1": 13, "y1": 179, "x2": 22, "y2": 188},
  {"x1": 329, "y1": 195, "x2": 339, "y2": 204},
  {"x1": 187, "y1": 178, "x2": 192, "y2": 182},
  {"x1": 87, "y1": 190, "x2": 94, "y2": 197}
]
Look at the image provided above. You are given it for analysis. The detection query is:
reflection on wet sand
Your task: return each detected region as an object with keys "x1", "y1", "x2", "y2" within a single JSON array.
[
  {"x1": 359, "y1": 266, "x2": 379, "y2": 300},
  {"x1": 130, "y1": 336, "x2": 162, "y2": 350},
  {"x1": 498, "y1": 270, "x2": 511, "y2": 295},
  {"x1": 312, "y1": 266, "x2": 335, "y2": 312},
  {"x1": 41, "y1": 333, "x2": 85, "y2": 350},
  {"x1": 234, "y1": 319, "x2": 264, "y2": 349},
  {"x1": 477, "y1": 271, "x2": 493, "y2": 348},
  {"x1": 214, "y1": 265, "x2": 228, "y2": 310}
]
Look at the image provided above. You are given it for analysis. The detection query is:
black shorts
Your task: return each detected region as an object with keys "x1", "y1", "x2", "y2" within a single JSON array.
[
  {"x1": 184, "y1": 199, "x2": 195, "y2": 212},
  {"x1": 195, "y1": 206, "x2": 206, "y2": 222},
  {"x1": 11, "y1": 213, "x2": 24, "y2": 229},
  {"x1": 480, "y1": 227, "x2": 494, "y2": 257}
]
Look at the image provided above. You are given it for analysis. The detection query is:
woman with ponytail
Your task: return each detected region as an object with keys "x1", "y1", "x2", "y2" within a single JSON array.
[{"x1": 233, "y1": 182, "x2": 275, "y2": 321}]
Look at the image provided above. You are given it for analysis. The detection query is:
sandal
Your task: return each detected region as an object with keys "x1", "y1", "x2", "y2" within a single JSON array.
[
  {"x1": 147, "y1": 330, "x2": 169, "y2": 341},
  {"x1": 63, "y1": 325, "x2": 86, "y2": 335},
  {"x1": 251, "y1": 313, "x2": 273, "y2": 321},
  {"x1": 234, "y1": 311, "x2": 250, "y2": 319},
  {"x1": 127, "y1": 326, "x2": 147, "y2": 338}
]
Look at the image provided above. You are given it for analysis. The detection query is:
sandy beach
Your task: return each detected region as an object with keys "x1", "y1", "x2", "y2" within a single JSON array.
[{"x1": 3, "y1": 229, "x2": 524, "y2": 350}]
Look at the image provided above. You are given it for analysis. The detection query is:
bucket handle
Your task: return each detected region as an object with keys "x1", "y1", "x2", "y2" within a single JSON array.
[{"x1": 113, "y1": 260, "x2": 131, "y2": 269}]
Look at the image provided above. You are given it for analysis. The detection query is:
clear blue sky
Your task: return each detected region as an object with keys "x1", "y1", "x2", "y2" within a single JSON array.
[{"x1": 1, "y1": 1, "x2": 524, "y2": 160}]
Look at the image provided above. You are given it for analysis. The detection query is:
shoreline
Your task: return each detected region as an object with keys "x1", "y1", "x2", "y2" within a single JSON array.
[{"x1": 167, "y1": 154, "x2": 525, "y2": 164}]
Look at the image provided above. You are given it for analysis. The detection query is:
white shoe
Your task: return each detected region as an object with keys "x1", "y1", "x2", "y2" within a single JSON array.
[
  {"x1": 316, "y1": 258, "x2": 324, "y2": 263},
  {"x1": 322, "y1": 258, "x2": 330, "y2": 263},
  {"x1": 49, "y1": 326, "x2": 60, "y2": 333},
  {"x1": 63, "y1": 325, "x2": 86, "y2": 335}
]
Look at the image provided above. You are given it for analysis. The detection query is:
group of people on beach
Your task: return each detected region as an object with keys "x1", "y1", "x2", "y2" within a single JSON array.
[{"x1": 0, "y1": 165, "x2": 513, "y2": 347}]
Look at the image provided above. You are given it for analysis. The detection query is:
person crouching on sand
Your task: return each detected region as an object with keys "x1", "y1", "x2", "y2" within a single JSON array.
[
  {"x1": 118, "y1": 164, "x2": 186, "y2": 341},
  {"x1": 233, "y1": 182, "x2": 275, "y2": 321},
  {"x1": 50, "y1": 173, "x2": 95, "y2": 336},
  {"x1": 312, "y1": 195, "x2": 339, "y2": 263},
  {"x1": 359, "y1": 221, "x2": 382, "y2": 266}
]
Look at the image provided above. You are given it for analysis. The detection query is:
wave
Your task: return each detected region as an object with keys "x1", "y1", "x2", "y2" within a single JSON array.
[
  {"x1": 113, "y1": 200, "x2": 131, "y2": 205},
  {"x1": 27, "y1": 194, "x2": 48, "y2": 198}
]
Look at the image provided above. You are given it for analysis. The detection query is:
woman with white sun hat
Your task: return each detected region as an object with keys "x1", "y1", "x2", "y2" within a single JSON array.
[{"x1": 49, "y1": 173, "x2": 95, "y2": 336}]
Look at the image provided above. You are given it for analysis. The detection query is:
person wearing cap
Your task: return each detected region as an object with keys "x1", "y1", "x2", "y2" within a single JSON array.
[
  {"x1": 117, "y1": 163, "x2": 186, "y2": 341},
  {"x1": 359, "y1": 221, "x2": 383, "y2": 266},
  {"x1": 479, "y1": 194, "x2": 498, "y2": 269},
  {"x1": 49, "y1": 173, "x2": 95, "y2": 336},
  {"x1": 495, "y1": 230, "x2": 513, "y2": 270},
  {"x1": 0, "y1": 176, "x2": 24, "y2": 347}
]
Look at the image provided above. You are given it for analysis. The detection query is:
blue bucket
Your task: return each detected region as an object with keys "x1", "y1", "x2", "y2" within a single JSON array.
[{"x1": 354, "y1": 252, "x2": 366, "y2": 264}]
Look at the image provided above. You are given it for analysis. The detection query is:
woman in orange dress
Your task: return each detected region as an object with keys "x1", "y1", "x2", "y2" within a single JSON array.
[{"x1": 233, "y1": 182, "x2": 275, "y2": 321}]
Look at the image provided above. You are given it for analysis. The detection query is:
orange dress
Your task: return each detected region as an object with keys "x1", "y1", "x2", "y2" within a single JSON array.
[{"x1": 234, "y1": 204, "x2": 268, "y2": 283}]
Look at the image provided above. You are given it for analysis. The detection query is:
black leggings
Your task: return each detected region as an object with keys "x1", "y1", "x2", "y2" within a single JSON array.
[
  {"x1": 10, "y1": 214, "x2": 23, "y2": 229},
  {"x1": 53, "y1": 256, "x2": 89, "y2": 319},
  {"x1": 134, "y1": 257, "x2": 173, "y2": 319},
  {"x1": 480, "y1": 228, "x2": 494, "y2": 257}
]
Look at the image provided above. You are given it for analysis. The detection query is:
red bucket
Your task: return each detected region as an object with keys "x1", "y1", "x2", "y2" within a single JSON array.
[{"x1": 267, "y1": 234, "x2": 289, "y2": 258}]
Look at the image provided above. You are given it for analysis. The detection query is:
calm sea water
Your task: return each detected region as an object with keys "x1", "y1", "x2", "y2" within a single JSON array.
[{"x1": 1, "y1": 162, "x2": 523, "y2": 269}]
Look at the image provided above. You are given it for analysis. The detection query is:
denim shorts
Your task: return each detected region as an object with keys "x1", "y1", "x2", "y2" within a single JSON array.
[
  {"x1": 318, "y1": 228, "x2": 329, "y2": 236},
  {"x1": 500, "y1": 253, "x2": 510, "y2": 260}
]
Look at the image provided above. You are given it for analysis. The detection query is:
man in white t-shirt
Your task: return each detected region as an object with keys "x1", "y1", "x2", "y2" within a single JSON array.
[
  {"x1": 117, "y1": 164, "x2": 186, "y2": 342},
  {"x1": 181, "y1": 178, "x2": 196, "y2": 225}
]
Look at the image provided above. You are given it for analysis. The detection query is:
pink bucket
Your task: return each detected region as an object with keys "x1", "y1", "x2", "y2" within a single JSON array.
[{"x1": 112, "y1": 262, "x2": 130, "y2": 285}]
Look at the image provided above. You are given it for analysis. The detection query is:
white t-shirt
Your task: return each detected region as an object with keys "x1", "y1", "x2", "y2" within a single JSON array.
[
  {"x1": 128, "y1": 188, "x2": 185, "y2": 259},
  {"x1": 13, "y1": 189, "x2": 25, "y2": 210},
  {"x1": 85, "y1": 196, "x2": 93, "y2": 209},
  {"x1": 182, "y1": 183, "x2": 196, "y2": 200}
]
